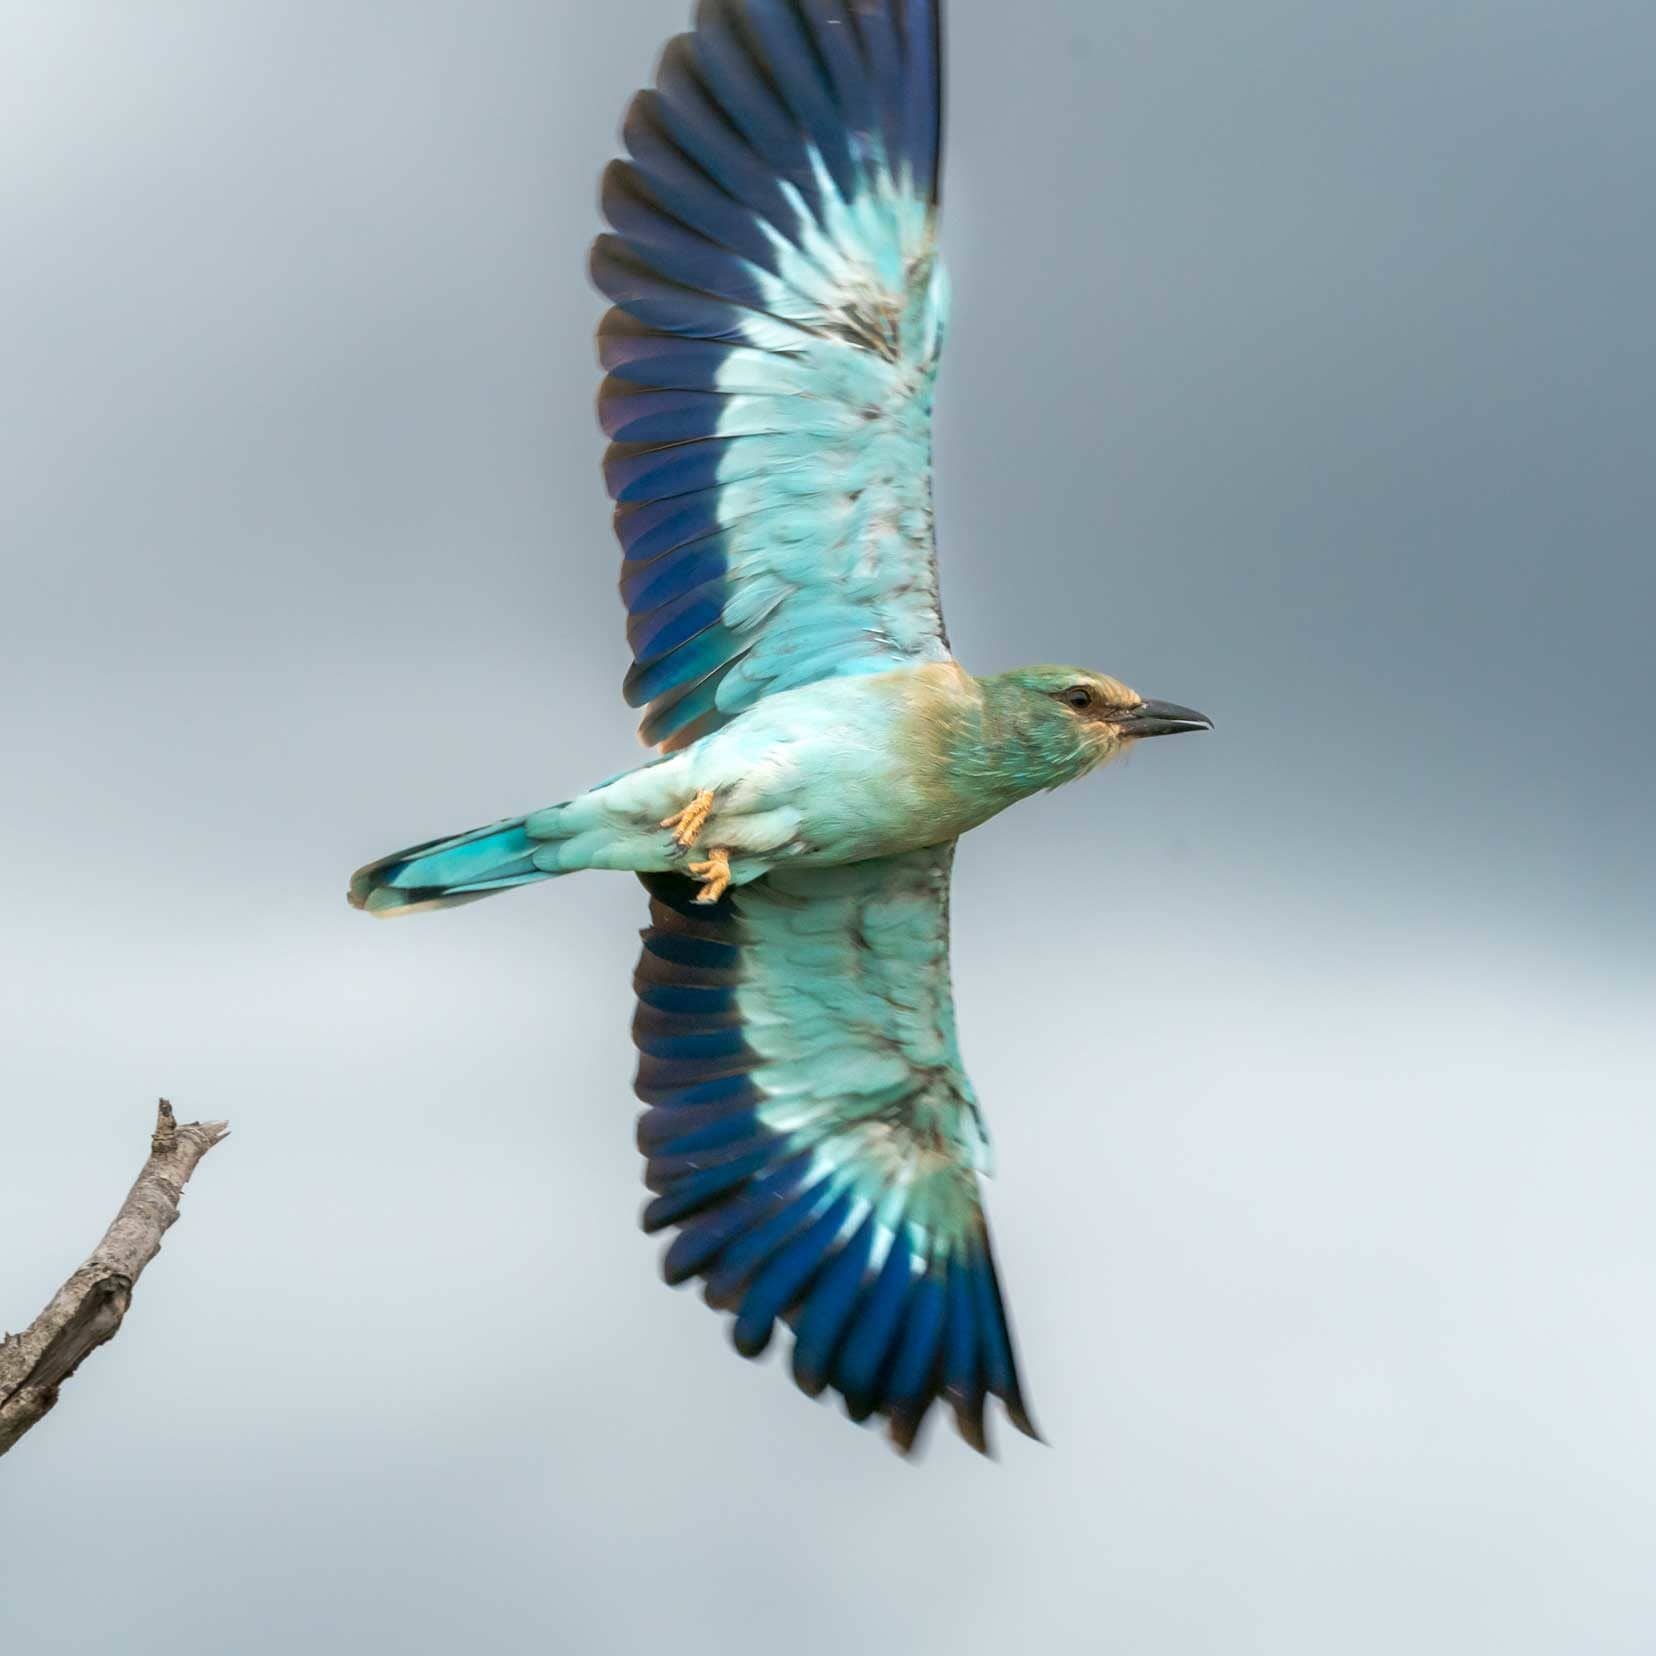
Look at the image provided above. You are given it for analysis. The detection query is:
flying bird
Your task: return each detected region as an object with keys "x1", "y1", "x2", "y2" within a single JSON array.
[{"x1": 351, "y1": 0, "x2": 1210, "y2": 1456}]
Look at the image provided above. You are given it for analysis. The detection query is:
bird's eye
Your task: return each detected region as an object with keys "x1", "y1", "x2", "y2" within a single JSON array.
[{"x1": 1061, "y1": 685, "x2": 1095, "y2": 711}]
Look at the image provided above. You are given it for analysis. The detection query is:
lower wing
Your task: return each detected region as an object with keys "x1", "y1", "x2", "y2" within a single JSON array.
[{"x1": 631, "y1": 842, "x2": 1036, "y2": 1455}]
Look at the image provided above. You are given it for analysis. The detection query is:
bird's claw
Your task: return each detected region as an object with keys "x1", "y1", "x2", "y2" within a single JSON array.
[
  {"x1": 689, "y1": 848, "x2": 732, "y2": 904},
  {"x1": 661, "y1": 789, "x2": 715, "y2": 849}
]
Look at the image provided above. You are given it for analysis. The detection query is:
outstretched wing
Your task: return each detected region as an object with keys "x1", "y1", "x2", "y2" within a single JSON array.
[
  {"x1": 595, "y1": 0, "x2": 951, "y2": 750},
  {"x1": 631, "y1": 845, "x2": 1036, "y2": 1455}
]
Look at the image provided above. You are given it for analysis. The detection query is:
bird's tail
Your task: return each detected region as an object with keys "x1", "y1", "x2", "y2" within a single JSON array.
[
  {"x1": 349, "y1": 763, "x2": 693, "y2": 916},
  {"x1": 349, "y1": 815, "x2": 555, "y2": 915}
]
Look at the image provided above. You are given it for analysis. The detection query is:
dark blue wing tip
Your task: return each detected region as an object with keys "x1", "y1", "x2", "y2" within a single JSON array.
[
  {"x1": 630, "y1": 866, "x2": 1038, "y2": 1457},
  {"x1": 593, "y1": 0, "x2": 947, "y2": 750}
]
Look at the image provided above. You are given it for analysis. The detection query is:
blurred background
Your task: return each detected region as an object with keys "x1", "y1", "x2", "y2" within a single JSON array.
[{"x1": 2, "y1": 1, "x2": 1653, "y2": 1650}]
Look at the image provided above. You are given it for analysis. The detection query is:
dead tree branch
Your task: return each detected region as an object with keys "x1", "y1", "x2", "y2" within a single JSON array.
[{"x1": 0, "y1": 1100, "x2": 229, "y2": 1458}]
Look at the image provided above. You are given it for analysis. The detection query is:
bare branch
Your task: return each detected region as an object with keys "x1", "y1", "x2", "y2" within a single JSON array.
[{"x1": 0, "y1": 1100, "x2": 229, "y2": 1458}]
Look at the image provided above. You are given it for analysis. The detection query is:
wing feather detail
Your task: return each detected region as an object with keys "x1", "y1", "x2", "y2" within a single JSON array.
[
  {"x1": 629, "y1": 845, "x2": 1037, "y2": 1456},
  {"x1": 595, "y1": 0, "x2": 951, "y2": 749}
]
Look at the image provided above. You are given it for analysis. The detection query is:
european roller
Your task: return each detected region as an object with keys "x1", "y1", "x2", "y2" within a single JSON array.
[{"x1": 351, "y1": 0, "x2": 1211, "y2": 1456}]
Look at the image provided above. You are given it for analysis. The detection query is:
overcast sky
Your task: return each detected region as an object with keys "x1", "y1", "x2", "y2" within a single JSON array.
[{"x1": 2, "y1": 2, "x2": 1653, "y2": 1651}]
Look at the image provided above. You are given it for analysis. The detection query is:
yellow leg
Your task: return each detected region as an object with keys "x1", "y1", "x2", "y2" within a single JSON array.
[
  {"x1": 689, "y1": 847, "x2": 732, "y2": 905},
  {"x1": 661, "y1": 788, "x2": 715, "y2": 849}
]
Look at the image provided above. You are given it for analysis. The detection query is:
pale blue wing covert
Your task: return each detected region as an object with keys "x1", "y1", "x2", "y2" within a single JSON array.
[
  {"x1": 632, "y1": 843, "x2": 1037, "y2": 1455},
  {"x1": 595, "y1": 0, "x2": 952, "y2": 749}
]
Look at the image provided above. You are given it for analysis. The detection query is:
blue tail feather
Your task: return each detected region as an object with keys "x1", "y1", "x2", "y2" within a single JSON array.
[{"x1": 348, "y1": 816, "x2": 554, "y2": 915}]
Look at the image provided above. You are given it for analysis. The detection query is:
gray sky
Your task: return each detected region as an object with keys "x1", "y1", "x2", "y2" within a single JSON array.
[{"x1": 2, "y1": 2, "x2": 1653, "y2": 1651}]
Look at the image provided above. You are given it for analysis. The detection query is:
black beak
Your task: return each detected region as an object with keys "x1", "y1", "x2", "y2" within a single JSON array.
[{"x1": 1114, "y1": 698, "x2": 1214, "y2": 739}]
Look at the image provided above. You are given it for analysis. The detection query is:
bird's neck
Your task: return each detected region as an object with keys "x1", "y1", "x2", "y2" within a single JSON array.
[{"x1": 915, "y1": 671, "x2": 1103, "y2": 824}]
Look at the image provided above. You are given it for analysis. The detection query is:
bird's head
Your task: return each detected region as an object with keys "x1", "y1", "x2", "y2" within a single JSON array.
[{"x1": 990, "y1": 665, "x2": 1213, "y2": 779}]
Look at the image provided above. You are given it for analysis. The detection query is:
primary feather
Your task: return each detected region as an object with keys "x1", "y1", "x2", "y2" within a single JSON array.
[
  {"x1": 595, "y1": 0, "x2": 952, "y2": 750},
  {"x1": 633, "y1": 846, "x2": 1035, "y2": 1455}
]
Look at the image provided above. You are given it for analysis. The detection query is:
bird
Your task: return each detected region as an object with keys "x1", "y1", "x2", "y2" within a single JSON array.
[{"x1": 349, "y1": 0, "x2": 1211, "y2": 1456}]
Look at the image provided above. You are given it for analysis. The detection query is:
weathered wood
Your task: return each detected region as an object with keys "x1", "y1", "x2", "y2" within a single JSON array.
[{"x1": 0, "y1": 1100, "x2": 229, "y2": 1458}]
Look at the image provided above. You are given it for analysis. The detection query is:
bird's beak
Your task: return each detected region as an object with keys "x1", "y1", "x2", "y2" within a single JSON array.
[{"x1": 1112, "y1": 698, "x2": 1214, "y2": 739}]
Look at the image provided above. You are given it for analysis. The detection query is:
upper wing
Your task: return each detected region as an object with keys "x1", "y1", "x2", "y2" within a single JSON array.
[
  {"x1": 594, "y1": 0, "x2": 952, "y2": 750},
  {"x1": 631, "y1": 844, "x2": 1036, "y2": 1455}
]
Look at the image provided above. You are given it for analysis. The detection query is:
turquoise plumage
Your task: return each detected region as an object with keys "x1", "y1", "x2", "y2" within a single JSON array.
[
  {"x1": 351, "y1": 0, "x2": 1211, "y2": 1456},
  {"x1": 597, "y1": 0, "x2": 949, "y2": 747}
]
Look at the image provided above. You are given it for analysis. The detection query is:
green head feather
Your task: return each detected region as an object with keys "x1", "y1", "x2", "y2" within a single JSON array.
[{"x1": 910, "y1": 665, "x2": 1140, "y2": 829}]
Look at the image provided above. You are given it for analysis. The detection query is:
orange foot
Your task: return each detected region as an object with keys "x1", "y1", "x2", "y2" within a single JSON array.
[
  {"x1": 661, "y1": 789, "x2": 715, "y2": 849},
  {"x1": 689, "y1": 847, "x2": 732, "y2": 905}
]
